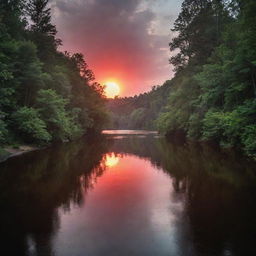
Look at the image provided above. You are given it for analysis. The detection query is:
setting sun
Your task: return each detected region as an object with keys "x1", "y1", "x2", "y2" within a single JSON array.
[{"x1": 104, "y1": 81, "x2": 120, "y2": 98}]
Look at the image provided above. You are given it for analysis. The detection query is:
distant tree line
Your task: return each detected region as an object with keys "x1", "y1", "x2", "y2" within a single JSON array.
[
  {"x1": 0, "y1": 0, "x2": 107, "y2": 147},
  {"x1": 107, "y1": 0, "x2": 256, "y2": 158},
  {"x1": 106, "y1": 82, "x2": 172, "y2": 130}
]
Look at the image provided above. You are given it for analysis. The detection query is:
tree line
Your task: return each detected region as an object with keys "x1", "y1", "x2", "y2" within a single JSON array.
[
  {"x1": 107, "y1": 0, "x2": 256, "y2": 158},
  {"x1": 0, "y1": 0, "x2": 107, "y2": 147},
  {"x1": 105, "y1": 82, "x2": 172, "y2": 129}
]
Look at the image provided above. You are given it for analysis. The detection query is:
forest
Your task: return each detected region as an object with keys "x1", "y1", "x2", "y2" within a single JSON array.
[
  {"x1": 0, "y1": 0, "x2": 107, "y2": 149},
  {"x1": 1, "y1": 0, "x2": 255, "y2": 159},
  {"x1": 107, "y1": 0, "x2": 256, "y2": 158},
  {"x1": 106, "y1": 81, "x2": 172, "y2": 129},
  {"x1": 1, "y1": 1, "x2": 256, "y2": 254}
]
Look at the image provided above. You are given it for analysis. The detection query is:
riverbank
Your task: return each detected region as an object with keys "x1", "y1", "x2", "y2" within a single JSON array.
[{"x1": 0, "y1": 145, "x2": 38, "y2": 163}]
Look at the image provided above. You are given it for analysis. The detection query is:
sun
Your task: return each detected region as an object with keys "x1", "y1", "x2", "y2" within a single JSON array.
[{"x1": 104, "y1": 81, "x2": 120, "y2": 98}]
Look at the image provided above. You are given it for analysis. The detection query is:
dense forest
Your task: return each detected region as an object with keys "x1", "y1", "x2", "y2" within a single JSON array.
[
  {"x1": 107, "y1": 0, "x2": 256, "y2": 158},
  {"x1": 1, "y1": 0, "x2": 255, "y2": 159},
  {"x1": 106, "y1": 81, "x2": 172, "y2": 129},
  {"x1": 0, "y1": 0, "x2": 107, "y2": 149}
]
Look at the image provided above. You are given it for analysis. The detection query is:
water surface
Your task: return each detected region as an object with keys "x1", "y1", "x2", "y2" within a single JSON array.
[
  {"x1": 0, "y1": 131, "x2": 256, "y2": 256},
  {"x1": 102, "y1": 129, "x2": 158, "y2": 135}
]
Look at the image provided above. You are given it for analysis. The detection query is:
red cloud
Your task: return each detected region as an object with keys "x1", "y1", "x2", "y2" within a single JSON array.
[{"x1": 52, "y1": 0, "x2": 175, "y2": 96}]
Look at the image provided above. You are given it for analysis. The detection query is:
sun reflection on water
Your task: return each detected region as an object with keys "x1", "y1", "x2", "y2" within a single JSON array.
[{"x1": 105, "y1": 153, "x2": 120, "y2": 167}]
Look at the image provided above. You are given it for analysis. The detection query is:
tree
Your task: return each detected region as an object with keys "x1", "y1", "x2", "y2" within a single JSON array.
[
  {"x1": 27, "y1": 0, "x2": 56, "y2": 35},
  {"x1": 71, "y1": 53, "x2": 95, "y2": 82},
  {"x1": 0, "y1": 111, "x2": 8, "y2": 144},
  {"x1": 0, "y1": 0, "x2": 107, "y2": 150},
  {"x1": 0, "y1": 0, "x2": 27, "y2": 39},
  {"x1": 36, "y1": 89, "x2": 83, "y2": 141},
  {"x1": 170, "y1": 0, "x2": 228, "y2": 71},
  {"x1": 16, "y1": 41, "x2": 45, "y2": 106},
  {"x1": 26, "y1": 0, "x2": 60, "y2": 63},
  {"x1": 156, "y1": 0, "x2": 256, "y2": 158},
  {"x1": 12, "y1": 106, "x2": 51, "y2": 143}
]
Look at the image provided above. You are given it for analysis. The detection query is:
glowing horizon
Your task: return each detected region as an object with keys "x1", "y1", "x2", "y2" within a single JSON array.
[{"x1": 52, "y1": 0, "x2": 183, "y2": 97}]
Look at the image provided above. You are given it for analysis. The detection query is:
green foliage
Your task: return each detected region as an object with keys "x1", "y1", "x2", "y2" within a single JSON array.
[
  {"x1": 16, "y1": 40, "x2": 45, "y2": 106},
  {"x1": 241, "y1": 125, "x2": 256, "y2": 158},
  {"x1": 12, "y1": 107, "x2": 51, "y2": 143},
  {"x1": 36, "y1": 89, "x2": 83, "y2": 142},
  {"x1": 106, "y1": 81, "x2": 173, "y2": 130},
  {"x1": 187, "y1": 113, "x2": 203, "y2": 139},
  {"x1": 129, "y1": 108, "x2": 147, "y2": 129},
  {"x1": 27, "y1": 0, "x2": 57, "y2": 36},
  {"x1": 46, "y1": 65, "x2": 71, "y2": 97},
  {"x1": 202, "y1": 110, "x2": 240, "y2": 146},
  {"x1": 0, "y1": 111, "x2": 8, "y2": 144},
  {"x1": 0, "y1": 0, "x2": 107, "y2": 147},
  {"x1": 156, "y1": 0, "x2": 256, "y2": 158},
  {"x1": 156, "y1": 111, "x2": 175, "y2": 134},
  {"x1": 170, "y1": 0, "x2": 229, "y2": 71},
  {"x1": 156, "y1": 71, "x2": 201, "y2": 136}
]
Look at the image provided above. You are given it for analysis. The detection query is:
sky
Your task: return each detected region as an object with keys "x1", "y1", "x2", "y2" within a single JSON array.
[{"x1": 50, "y1": 0, "x2": 183, "y2": 97}]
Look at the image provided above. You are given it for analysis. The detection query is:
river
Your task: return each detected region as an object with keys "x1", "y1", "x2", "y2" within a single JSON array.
[{"x1": 0, "y1": 130, "x2": 256, "y2": 256}]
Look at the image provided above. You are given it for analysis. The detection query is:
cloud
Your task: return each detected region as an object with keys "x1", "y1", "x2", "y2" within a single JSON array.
[{"x1": 51, "y1": 0, "x2": 182, "y2": 96}]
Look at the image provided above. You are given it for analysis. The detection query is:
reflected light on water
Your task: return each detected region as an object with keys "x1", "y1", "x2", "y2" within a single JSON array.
[
  {"x1": 1, "y1": 134, "x2": 256, "y2": 256},
  {"x1": 105, "y1": 153, "x2": 119, "y2": 167}
]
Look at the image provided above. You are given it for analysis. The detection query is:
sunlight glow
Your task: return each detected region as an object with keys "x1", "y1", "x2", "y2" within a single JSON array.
[
  {"x1": 105, "y1": 154, "x2": 119, "y2": 167},
  {"x1": 104, "y1": 81, "x2": 120, "y2": 98}
]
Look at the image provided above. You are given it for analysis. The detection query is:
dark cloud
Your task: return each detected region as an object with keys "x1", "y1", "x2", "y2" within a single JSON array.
[{"x1": 51, "y1": 0, "x2": 181, "y2": 96}]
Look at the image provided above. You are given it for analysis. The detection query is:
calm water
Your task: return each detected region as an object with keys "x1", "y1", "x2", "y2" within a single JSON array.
[
  {"x1": 102, "y1": 130, "x2": 158, "y2": 135},
  {"x1": 0, "y1": 131, "x2": 256, "y2": 256}
]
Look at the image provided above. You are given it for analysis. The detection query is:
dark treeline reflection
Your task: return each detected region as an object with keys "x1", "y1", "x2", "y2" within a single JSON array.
[
  {"x1": 0, "y1": 136, "x2": 108, "y2": 256},
  {"x1": 108, "y1": 136, "x2": 256, "y2": 255},
  {"x1": 1, "y1": 135, "x2": 256, "y2": 255}
]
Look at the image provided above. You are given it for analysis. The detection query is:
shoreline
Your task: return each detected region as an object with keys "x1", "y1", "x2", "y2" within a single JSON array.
[{"x1": 0, "y1": 145, "x2": 39, "y2": 163}]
